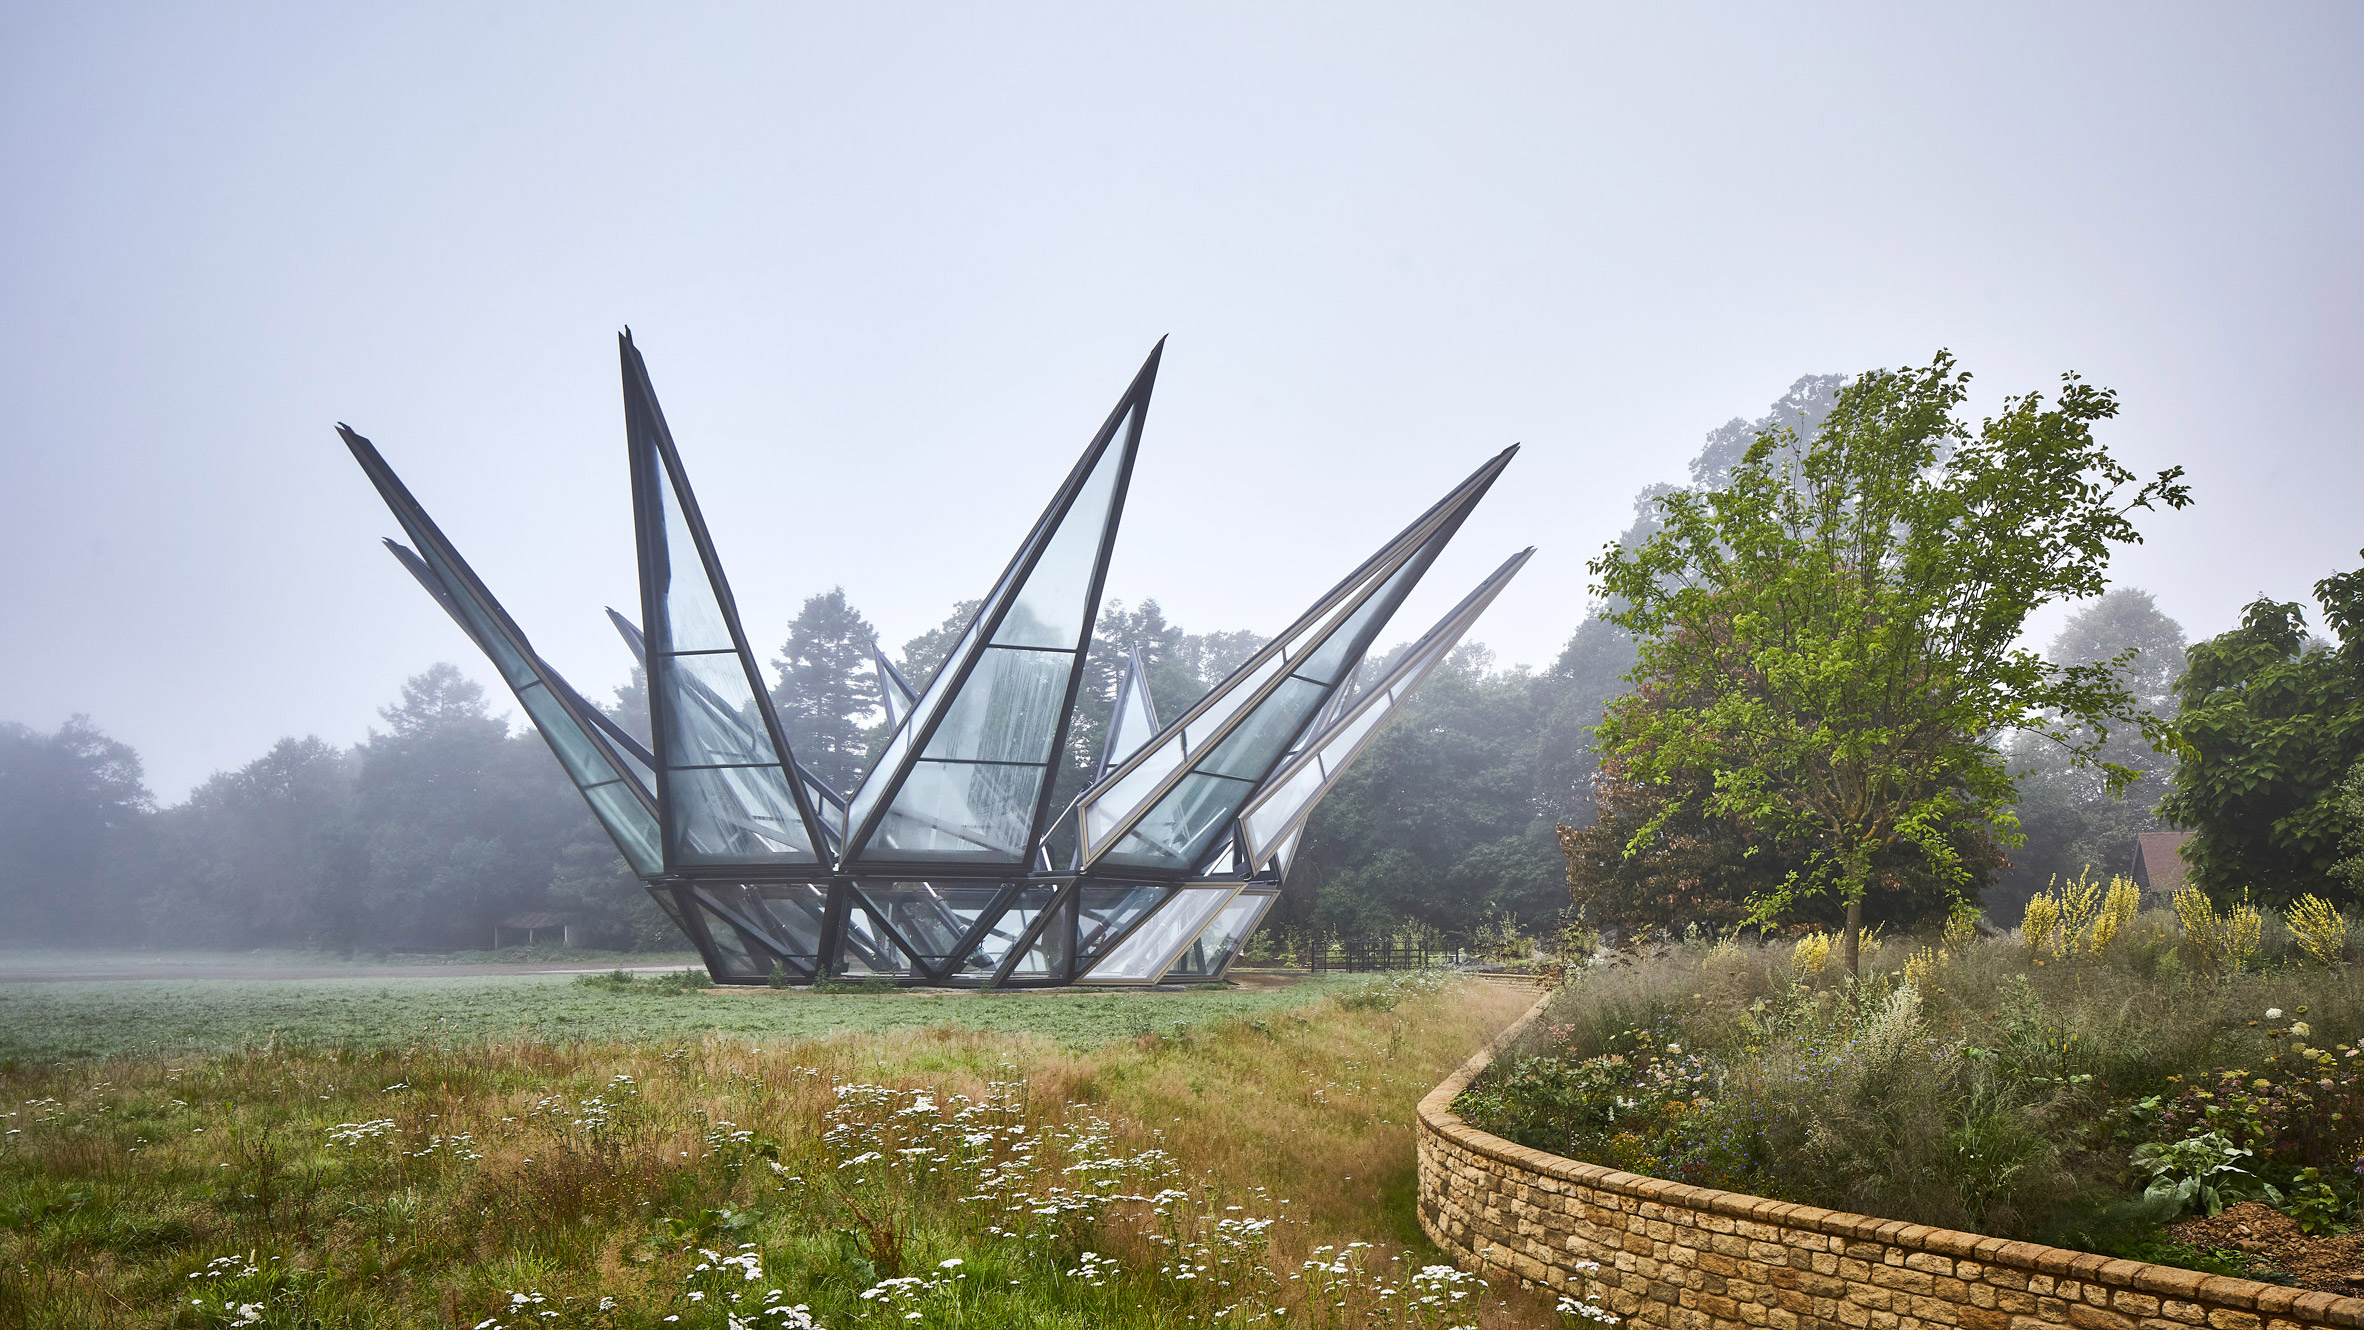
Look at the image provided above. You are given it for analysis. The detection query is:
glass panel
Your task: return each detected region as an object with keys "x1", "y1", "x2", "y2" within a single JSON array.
[
  {"x1": 692, "y1": 903, "x2": 764, "y2": 982},
  {"x1": 517, "y1": 682, "x2": 612, "y2": 788},
  {"x1": 1103, "y1": 658, "x2": 1160, "y2": 774},
  {"x1": 1292, "y1": 555, "x2": 1419, "y2": 685},
  {"x1": 951, "y1": 883, "x2": 1057, "y2": 980},
  {"x1": 1100, "y1": 772, "x2": 1256, "y2": 872},
  {"x1": 1196, "y1": 677, "x2": 1327, "y2": 780},
  {"x1": 654, "y1": 456, "x2": 735, "y2": 653},
  {"x1": 1083, "y1": 732, "x2": 1184, "y2": 849},
  {"x1": 1075, "y1": 884, "x2": 1169, "y2": 964},
  {"x1": 1242, "y1": 759, "x2": 1326, "y2": 861},
  {"x1": 992, "y1": 408, "x2": 1127, "y2": 649},
  {"x1": 583, "y1": 782, "x2": 663, "y2": 876},
  {"x1": 749, "y1": 883, "x2": 830, "y2": 957},
  {"x1": 669, "y1": 763, "x2": 813, "y2": 862},
  {"x1": 647, "y1": 885, "x2": 690, "y2": 935},
  {"x1": 1002, "y1": 895, "x2": 1074, "y2": 981},
  {"x1": 1181, "y1": 652, "x2": 1285, "y2": 754},
  {"x1": 1083, "y1": 887, "x2": 1235, "y2": 983},
  {"x1": 870, "y1": 760, "x2": 1046, "y2": 859},
  {"x1": 664, "y1": 653, "x2": 773, "y2": 766},
  {"x1": 844, "y1": 725, "x2": 911, "y2": 837},
  {"x1": 856, "y1": 884, "x2": 1005, "y2": 962},
  {"x1": 1316, "y1": 698, "x2": 1393, "y2": 779},
  {"x1": 1168, "y1": 893, "x2": 1273, "y2": 978},
  {"x1": 1270, "y1": 825, "x2": 1303, "y2": 880},
  {"x1": 838, "y1": 906, "x2": 918, "y2": 979},
  {"x1": 920, "y1": 647, "x2": 1068, "y2": 764}
]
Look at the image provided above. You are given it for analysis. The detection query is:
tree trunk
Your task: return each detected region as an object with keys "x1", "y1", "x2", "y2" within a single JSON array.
[{"x1": 1844, "y1": 896, "x2": 1862, "y2": 977}]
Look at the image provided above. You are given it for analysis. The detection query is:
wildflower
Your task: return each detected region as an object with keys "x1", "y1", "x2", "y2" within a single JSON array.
[{"x1": 2267, "y1": 1009, "x2": 2283, "y2": 1019}]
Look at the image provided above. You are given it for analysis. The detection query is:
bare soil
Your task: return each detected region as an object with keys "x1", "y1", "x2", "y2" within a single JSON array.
[{"x1": 2169, "y1": 1201, "x2": 2364, "y2": 1293}]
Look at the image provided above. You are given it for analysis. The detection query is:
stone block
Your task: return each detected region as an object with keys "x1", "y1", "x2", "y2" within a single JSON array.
[{"x1": 2065, "y1": 1305, "x2": 2136, "y2": 1330}]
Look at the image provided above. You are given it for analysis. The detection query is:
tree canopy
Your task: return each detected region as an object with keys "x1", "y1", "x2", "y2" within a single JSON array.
[
  {"x1": 1589, "y1": 353, "x2": 2189, "y2": 969},
  {"x1": 2159, "y1": 552, "x2": 2364, "y2": 907}
]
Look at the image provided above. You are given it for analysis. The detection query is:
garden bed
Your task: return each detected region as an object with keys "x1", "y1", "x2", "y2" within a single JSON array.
[{"x1": 1450, "y1": 896, "x2": 2363, "y2": 1281}]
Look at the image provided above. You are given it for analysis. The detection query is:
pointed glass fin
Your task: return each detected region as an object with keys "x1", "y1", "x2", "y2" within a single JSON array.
[
  {"x1": 1163, "y1": 889, "x2": 1276, "y2": 980},
  {"x1": 342, "y1": 431, "x2": 662, "y2": 878},
  {"x1": 875, "y1": 647, "x2": 918, "y2": 731},
  {"x1": 1239, "y1": 548, "x2": 1533, "y2": 871},
  {"x1": 841, "y1": 344, "x2": 1162, "y2": 869},
  {"x1": 622, "y1": 333, "x2": 828, "y2": 868},
  {"x1": 1074, "y1": 446, "x2": 1514, "y2": 874},
  {"x1": 1095, "y1": 646, "x2": 1162, "y2": 783}
]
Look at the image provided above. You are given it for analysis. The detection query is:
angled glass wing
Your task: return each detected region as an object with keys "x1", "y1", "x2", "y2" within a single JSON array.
[
  {"x1": 1075, "y1": 447, "x2": 1515, "y2": 874},
  {"x1": 841, "y1": 344, "x2": 1162, "y2": 869},
  {"x1": 874, "y1": 646, "x2": 918, "y2": 732},
  {"x1": 1163, "y1": 889, "x2": 1277, "y2": 980},
  {"x1": 622, "y1": 333, "x2": 829, "y2": 868},
  {"x1": 1095, "y1": 646, "x2": 1162, "y2": 783},
  {"x1": 1081, "y1": 886, "x2": 1241, "y2": 983},
  {"x1": 1238, "y1": 548, "x2": 1535, "y2": 870},
  {"x1": 343, "y1": 430, "x2": 662, "y2": 878}
]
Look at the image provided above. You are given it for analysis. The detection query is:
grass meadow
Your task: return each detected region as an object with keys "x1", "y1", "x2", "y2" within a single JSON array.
[{"x1": 0, "y1": 969, "x2": 1553, "y2": 1329}]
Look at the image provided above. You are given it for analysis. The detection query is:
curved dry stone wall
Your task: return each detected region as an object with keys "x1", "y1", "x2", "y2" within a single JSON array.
[{"x1": 1419, "y1": 992, "x2": 2364, "y2": 1330}]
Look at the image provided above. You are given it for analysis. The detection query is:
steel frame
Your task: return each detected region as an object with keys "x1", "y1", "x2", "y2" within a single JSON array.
[{"x1": 340, "y1": 332, "x2": 1528, "y2": 987}]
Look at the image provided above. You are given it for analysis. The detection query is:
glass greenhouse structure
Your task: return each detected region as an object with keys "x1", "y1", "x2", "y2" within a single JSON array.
[{"x1": 340, "y1": 333, "x2": 1529, "y2": 986}]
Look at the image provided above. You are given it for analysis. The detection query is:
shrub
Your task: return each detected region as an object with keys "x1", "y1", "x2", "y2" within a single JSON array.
[{"x1": 2175, "y1": 889, "x2": 2262, "y2": 974}]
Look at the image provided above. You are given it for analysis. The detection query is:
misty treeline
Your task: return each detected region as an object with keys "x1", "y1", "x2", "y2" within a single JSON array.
[{"x1": 0, "y1": 377, "x2": 2199, "y2": 954}]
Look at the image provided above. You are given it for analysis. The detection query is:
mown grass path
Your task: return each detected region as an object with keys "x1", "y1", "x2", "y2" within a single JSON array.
[{"x1": 0, "y1": 972, "x2": 1361, "y2": 1063}]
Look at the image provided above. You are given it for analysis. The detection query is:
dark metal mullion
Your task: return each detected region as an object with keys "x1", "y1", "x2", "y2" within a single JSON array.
[
  {"x1": 689, "y1": 885, "x2": 808, "y2": 976},
  {"x1": 987, "y1": 879, "x2": 1081, "y2": 988},
  {"x1": 842, "y1": 342, "x2": 1162, "y2": 865},
  {"x1": 845, "y1": 887, "x2": 931, "y2": 976},
  {"x1": 912, "y1": 756, "x2": 1054, "y2": 769},
  {"x1": 924, "y1": 881, "x2": 1023, "y2": 983},
  {"x1": 817, "y1": 882, "x2": 850, "y2": 979},
  {"x1": 624, "y1": 370, "x2": 687, "y2": 870},
  {"x1": 1024, "y1": 366, "x2": 1153, "y2": 864},
  {"x1": 622, "y1": 333, "x2": 833, "y2": 862}
]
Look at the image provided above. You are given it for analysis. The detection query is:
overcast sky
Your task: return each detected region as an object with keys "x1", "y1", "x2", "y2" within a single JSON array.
[{"x1": 3, "y1": 4, "x2": 2358, "y2": 801}]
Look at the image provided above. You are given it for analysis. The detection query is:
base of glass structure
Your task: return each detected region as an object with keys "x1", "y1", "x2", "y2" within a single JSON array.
[{"x1": 652, "y1": 877, "x2": 1279, "y2": 988}]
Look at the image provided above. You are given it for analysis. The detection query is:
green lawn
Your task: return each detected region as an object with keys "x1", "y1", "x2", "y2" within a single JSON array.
[{"x1": 0, "y1": 971, "x2": 1356, "y2": 1063}]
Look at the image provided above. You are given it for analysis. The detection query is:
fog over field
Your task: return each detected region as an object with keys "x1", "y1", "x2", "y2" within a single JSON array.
[{"x1": 2, "y1": 4, "x2": 2357, "y2": 801}]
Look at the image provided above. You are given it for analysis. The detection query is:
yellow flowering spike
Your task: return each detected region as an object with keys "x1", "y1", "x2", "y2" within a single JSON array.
[
  {"x1": 2284, "y1": 895, "x2": 2353, "y2": 967},
  {"x1": 1790, "y1": 932, "x2": 1833, "y2": 977}
]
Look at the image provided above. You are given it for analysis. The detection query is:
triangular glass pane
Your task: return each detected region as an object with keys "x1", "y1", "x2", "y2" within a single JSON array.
[
  {"x1": 875, "y1": 647, "x2": 917, "y2": 731},
  {"x1": 627, "y1": 345, "x2": 820, "y2": 868},
  {"x1": 1270, "y1": 826, "x2": 1304, "y2": 883},
  {"x1": 855, "y1": 884, "x2": 1006, "y2": 965},
  {"x1": 1002, "y1": 894, "x2": 1075, "y2": 983},
  {"x1": 1098, "y1": 649, "x2": 1161, "y2": 781},
  {"x1": 1082, "y1": 887, "x2": 1238, "y2": 983},
  {"x1": 837, "y1": 906, "x2": 920, "y2": 979},
  {"x1": 845, "y1": 369, "x2": 1146, "y2": 868},
  {"x1": 1164, "y1": 891, "x2": 1274, "y2": 980},
  {"x1": 1074, "y1": 884, "x2": 1170, "y2": 967},
  {"x1": 691, "y1": 901, "x2": 765, "y2": 983},
  {"x1": 945, "y1": 883, "x2": 1057, "y2": 982}
]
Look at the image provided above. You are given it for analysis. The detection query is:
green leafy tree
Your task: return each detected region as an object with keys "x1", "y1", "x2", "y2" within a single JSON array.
[
  {"x1": 2160, "y1": 553, "x2": 2364, "y2": 907},
  {"x1": 1590, "y1": 353, "x2": 2190, "y2": 972},
  {"x1": 770, "y1": 587, "x2": 883, "y2": 792},
  {"x1": 148, "y1": 736, "x2": 357, "y2": 946}
]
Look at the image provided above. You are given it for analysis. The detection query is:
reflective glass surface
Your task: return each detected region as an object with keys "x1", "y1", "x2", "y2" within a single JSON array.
[
  {"x1": 1099, "y1": 772, "x2": 1255, "y2": 871},
  {"x1": 1196, "y1": 677, "x2": 1327, "y2": 780},
  {"x1": 748, "y1": 883, "x2": 830, "y2": 957},
  {"x1": 1102, "y1": 656, "x2": 1160, "y2": 775},
  {"x1": 1166, "y1": 892, "x2": 1273, "y2": 978},
  {"x1": 583, "y1": 781, "x2": 663, "y2": 876},
  {"x1": 870, "y1": 760, "x2": 1045, "y2": 858},
  {"x1": 1292, "y1": 556, "x2": 1418, "y2": 685},
  {"x1": 856, "y1": 883, "x2": 1005, "y2": 963},
  {"x1": 993, "y1": 410, "x2": 1127, "y2": 649},
  {"x1": 839, "y1": 905, "x2": 919, "y2": 978},
  {"x1": 663, "y1": 653, "x2": 774, "y2": 766},
  {"x1": 654, "y1": 456, "x2": 735, "y2": 653},
  {"x1": 692, "y1": 901, "x2": 765, "y2": 982},
  {"x1": 1003, "y1": 895, "x2": 1075, "y2": 981},
  {"x1": 1241, "y1": 759, "x2": 1325, "y2": 860},
  {"x1": 952, "y1": 883, "x2": 1058, "y2": 979},
  {"x1": 1074, "y1": 884, "x2": 1169, "y2": 964},
  {"x1": 1082, "y1": 734, "x2": 1184, "y2": 850},
  {"x1": 920, "y1": 647, "x2": 1068, "y2": 764},
  {"x1": 669, "y1": 763, "x2": 813, "y2": 862},
  {"x1": 1084, "y1": 887, "x2": 1235, "y2": 982}
]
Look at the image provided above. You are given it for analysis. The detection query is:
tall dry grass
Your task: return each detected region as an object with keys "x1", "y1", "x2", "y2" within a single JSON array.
[{"x1": 0, "y1": 973, "x2": 1546, "y2": 1329}]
